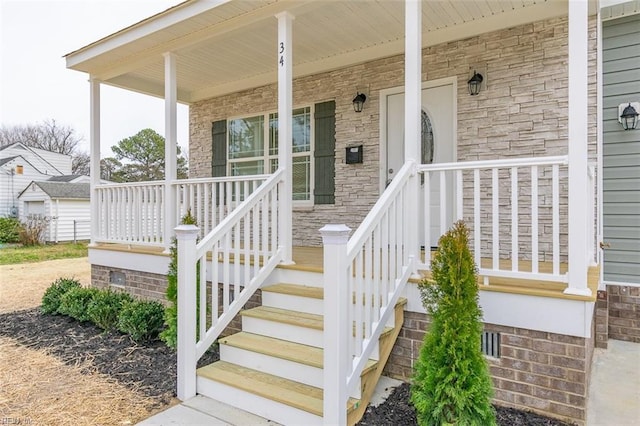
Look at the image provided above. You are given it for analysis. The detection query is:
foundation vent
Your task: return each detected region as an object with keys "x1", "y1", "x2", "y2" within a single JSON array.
[{"x1": 481, "y1": 331, "x2": 501, "y2": 358}]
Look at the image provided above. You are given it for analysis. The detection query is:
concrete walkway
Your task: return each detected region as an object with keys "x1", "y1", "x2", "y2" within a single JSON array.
[
  {"x1": 587, "y1": 339, "x2": 640, "y2": 425},
  {"x1": 139, "y1": 342, "x2": 639, "y2": 425}
]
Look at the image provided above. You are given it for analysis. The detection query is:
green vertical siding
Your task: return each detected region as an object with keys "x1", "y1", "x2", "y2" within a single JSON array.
[{"x1": 602, "y1": 14, "x2": 640, "y2": 284}]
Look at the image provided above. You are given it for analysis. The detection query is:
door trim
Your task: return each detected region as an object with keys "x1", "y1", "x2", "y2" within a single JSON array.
[{"x1": 378, "y1": 76, "x2": 458, "y2": 193}]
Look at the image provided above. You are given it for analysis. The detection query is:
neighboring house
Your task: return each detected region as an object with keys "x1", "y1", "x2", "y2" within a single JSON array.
[
  {"x1": 0, "y1": 143, "x2": 91, "y2": 242},
  {"x1": 65, "y1": 1, "x2": 639, "y2": 425},
  {"x1": 18, "y1": 180, "x2": 90, "y2": 242}
]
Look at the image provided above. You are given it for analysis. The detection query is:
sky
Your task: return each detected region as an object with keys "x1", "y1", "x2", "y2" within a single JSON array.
[{"x1": 0, "y1": 0, "x2": 189, "y2": 158}]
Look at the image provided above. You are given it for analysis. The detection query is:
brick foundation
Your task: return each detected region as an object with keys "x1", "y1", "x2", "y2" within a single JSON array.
[
  {"x1": 595, "y1": 290, "x2": 609, "y2": 348},
  {"x1": 91, "y1": 265, "x2": 168, "y2": 302},
  {"x1": 607, "y1": 285, "x2": 640, "y2": 343},
  {"x1": 384, "y1": 311, "x2": 594, "y2": 425}
]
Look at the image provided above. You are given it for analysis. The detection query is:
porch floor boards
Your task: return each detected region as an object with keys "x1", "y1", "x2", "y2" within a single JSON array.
[{"x1": 92, "y1": 243, "x2": 597, "y2": 302}]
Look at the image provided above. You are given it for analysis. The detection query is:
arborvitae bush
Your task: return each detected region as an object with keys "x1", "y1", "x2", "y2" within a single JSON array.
[
  {"x1": 117, "y1": 300, "x2": 165, "y2": 342},
  {"x1": 58, "y1": 287, "x2": 101, "y2": 322},
  {"x1": 411, "y1": 221, "x2": 496, "y2": 426},
  {"x1": 41, "y1": 278, "x2": 82, "y2": 314},
  {"x1": 160, "y1": 210, "x2": 197, "y2": 349},
  {"x1": 87, "y1": 291, "x2": 134, "y2": 331}
]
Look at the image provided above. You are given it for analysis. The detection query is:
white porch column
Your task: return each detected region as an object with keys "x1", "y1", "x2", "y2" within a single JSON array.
[
  {"x1": 276, "y1": 12, "x2": 294, "y2": 264},
  {"x1": 566, "y1": 0, "x2": 591, "y2": 296},
  {"x1": 320, "y1": 224, "x2": 351, "y2": 426},
  {"x1": 405, "y1": 0, "x2": 421, "y2": 270},
  {"x1": 89, "y1": 77, "x2": 101, "y2": 246},
  {"x1": 164, "y1": 52, "x2": 178, "y2": 252}
]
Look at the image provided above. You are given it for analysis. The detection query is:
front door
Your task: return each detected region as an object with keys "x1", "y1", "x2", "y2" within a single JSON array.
[{"x1": 384, "y1": 81, "x2": 455, "y2": 247}]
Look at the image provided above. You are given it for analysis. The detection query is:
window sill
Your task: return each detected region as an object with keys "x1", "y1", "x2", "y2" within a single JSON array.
[{"x1": 293, "y1": 205, "x2": 314, "y2": 212}]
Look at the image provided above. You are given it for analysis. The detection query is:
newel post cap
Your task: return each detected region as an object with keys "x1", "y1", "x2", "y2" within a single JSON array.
[
  {"x1": 174, "y1": 224, "x2": 199, "y2": 240},
  {"x1": 319, "y1": 224, "x2": 352, "y2": 245}
]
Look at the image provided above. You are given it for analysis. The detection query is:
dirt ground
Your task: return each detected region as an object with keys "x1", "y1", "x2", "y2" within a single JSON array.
[
  {"x1": 0, "y1": 257, "x2": 165, "y2": 425},
  {"x1": 0, "y1": 257, "x2": 91, "y2": 314}
]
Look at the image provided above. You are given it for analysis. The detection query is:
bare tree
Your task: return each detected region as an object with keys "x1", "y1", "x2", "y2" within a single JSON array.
[
  {"x1": 72, "y1": 151, "x2": 91, "y2": 175},
  {"x1": 0, "y1": 119, "x2": 82, "y2": 155}
]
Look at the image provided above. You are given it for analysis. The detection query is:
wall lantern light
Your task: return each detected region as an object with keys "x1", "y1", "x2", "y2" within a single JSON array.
[
  {"x1": 467, "y1": 70, "x2": 484, "y2": 96},
  {"x1": 619, "y1": 102, "x2": 639, "y2": 131},
  {"x1": 352, "y1": 92, "x2": 367, "y2": 113}
]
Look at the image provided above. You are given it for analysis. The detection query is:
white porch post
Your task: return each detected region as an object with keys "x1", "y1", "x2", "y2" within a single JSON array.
[
  {"x1": 276, "y1": 12, "x2": 294, "y2": 264},
  {"x1": 175, "y1": 224, "x2": 199, "y2": 400},
  {"x1": 89, "y1": 77, "x2": 101, "y2": 246},
  {"x1": 566, "y1": 0, "x2": 591, "y2": 296},
  {"x1": 320, "y1": 224, "x2": 351, "y2": 426},
  {"x1": 164, "y1": 52, "x2": 178, "y2": 252},
  {"x1": 405, "y1": 0, "x2": 421, "y2": 269}
]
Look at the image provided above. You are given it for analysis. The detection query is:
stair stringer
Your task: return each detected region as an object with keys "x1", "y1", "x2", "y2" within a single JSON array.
[{"x1": 347, "y1": 297, "x2": 407, "y2": 426}]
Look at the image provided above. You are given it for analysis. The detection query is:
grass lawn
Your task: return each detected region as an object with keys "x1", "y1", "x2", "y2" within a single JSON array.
[{"x1": 0, "y1": 242, "x2": 88, "y2": 265}]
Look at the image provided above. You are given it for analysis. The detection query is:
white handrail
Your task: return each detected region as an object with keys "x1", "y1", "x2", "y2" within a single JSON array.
[
  {"x1": 176, "y1": 169, "x2": 285, "y2": 400},
  {"x1": 323, "y1": 160, "x2": 416, "y2": 413}
]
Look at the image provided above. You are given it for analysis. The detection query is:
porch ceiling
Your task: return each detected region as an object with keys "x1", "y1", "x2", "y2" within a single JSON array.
[{"x1": 65, "y1": 0, "x2": 588, "y2": 104}]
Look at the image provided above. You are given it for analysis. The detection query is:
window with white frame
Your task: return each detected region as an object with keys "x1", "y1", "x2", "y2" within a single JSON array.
[{"x1": 228, "y1": 107, "x2": 312, "y2": 202}]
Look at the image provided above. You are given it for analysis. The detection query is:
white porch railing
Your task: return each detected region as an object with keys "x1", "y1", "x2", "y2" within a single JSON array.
[
  {"x1": 94, "y1": 181, "x2": 165, "y2": 245},
  {"x1": 417, "y1": 156, "x2": 571, "y2": 284},
  {"x1": 93, "y1": 176, "x2": 269, "y2": 246},
  {"x1": 174, "y1": 175, "x2": 270, "y2": 239},
  {"x1": 321, "y1": 161, "x2": 416, "y2": 425},
  {"x1": 175, "y1": 169, "x2": 285, "y2": 400}
]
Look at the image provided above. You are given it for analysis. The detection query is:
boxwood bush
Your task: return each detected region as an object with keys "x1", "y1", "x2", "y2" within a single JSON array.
[
  {"x1": 117, "y1": 300, "x2": 165, "y2": 342},
  {"x1": 0, "y1": 217, "x2": 21, "y2": 244},
  {"x1": 87, "y1": 291, "x2": 134, "y2": 331},
  {"x1": 41, "y1": 278, "x2": 82, "y2": 314},
  {"x1": 58, "y1": 287, "x2": 101, "y2": 322}
]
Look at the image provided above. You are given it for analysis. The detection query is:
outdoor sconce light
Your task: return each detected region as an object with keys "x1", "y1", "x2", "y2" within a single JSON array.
[
  {"x1": 619, "y1": 102, "x2": 639, "y2": 130},
  {"x1": 467, "y1": 70, "x2": 483, "y2": 96},
  {"x1": 352, "y1": 92, "x2": 367, "y2": 113}
]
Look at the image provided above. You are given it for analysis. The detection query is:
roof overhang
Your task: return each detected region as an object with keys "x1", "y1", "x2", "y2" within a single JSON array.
[{"x1": 65, "y1": 0, "x2": 599, "y2": 104}]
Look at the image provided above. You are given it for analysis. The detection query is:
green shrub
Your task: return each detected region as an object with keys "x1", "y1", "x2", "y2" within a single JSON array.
[
  {"x1": 58, "y1": 287, "x2": 100, "y2": 322},
  {"x1": 411, "y1": 221, "x2": 496, "y2": 426},
  {"x1": 87, "y1": 291, "x2": 134, "y2": 331},
  {"x1": 41, "y1": 278, "x2": 82, "y2": 314},
  {"x1": 117, "y1": 300, "x2": 165, "y2": 342},
  {"x1": 0, "y1": 217, "x2": 22, "y2": 244}
]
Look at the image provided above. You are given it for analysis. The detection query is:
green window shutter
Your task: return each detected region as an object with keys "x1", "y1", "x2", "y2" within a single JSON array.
[
  {"x1": 314, "y1": 101, "x2": 336, "y2": 204},
  {"x1": 211, "y1": 120, "x2": 227, "y2": 177}
]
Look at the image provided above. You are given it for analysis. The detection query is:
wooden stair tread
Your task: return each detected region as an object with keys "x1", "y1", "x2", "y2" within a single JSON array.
[
  {"x1": 220, "y1": 332, "x2": 378, "y2": 373},
  {"x1": 263, "y1": 283, "x2": 324, "y2": 299},
  {"x1": 241, "y1": 306, "x2": 324, "y2": 329},
  {"x1": 198, "y1": 361, "x2": 360, "y2": 416}
]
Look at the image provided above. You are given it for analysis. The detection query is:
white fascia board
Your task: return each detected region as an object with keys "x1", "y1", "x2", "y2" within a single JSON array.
[
  {"x1": 106, "y1": 74, "x2": 191, "y2": 104},
  {"x1": 404, "y1": 282, "x2": 594, "y2": 338},
  {"x1": 65, "y1": 0, "x2": 232, "y2": 69},
  {"x1": 89, "y1": 248, "x2": 170, "y2": 276}
]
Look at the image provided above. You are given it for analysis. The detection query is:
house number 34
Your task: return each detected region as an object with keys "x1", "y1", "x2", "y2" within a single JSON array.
[{"x1": 279, "y1": 42, "x2": 285, "y2": 67}]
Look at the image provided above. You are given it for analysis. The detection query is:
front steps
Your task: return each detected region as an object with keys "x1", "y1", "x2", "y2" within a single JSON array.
[{"x1": 196, "y1": 279, "x2": 406, "y2": 425}]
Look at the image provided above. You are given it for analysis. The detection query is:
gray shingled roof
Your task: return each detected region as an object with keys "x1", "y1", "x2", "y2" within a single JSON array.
[
  {"x1": 47, "y1": 175, "x2": 84, "y2": 182},
  {"x1": 32, "y1": 182, "x2": 90, "y2": 199}
]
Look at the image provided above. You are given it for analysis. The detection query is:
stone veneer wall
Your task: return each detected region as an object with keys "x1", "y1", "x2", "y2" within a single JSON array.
[
  {"x1": 92, "y1": 265, "x2": 168, "y2": 303},
  {"x1": 384, "y1": 310, "x2": 595, "y2": 425},
  {"x1": 607, "y1": 285, "x2": 640, "y2": 343},
  {"x1": 189, "y1": 16, "x2": 597, "y2": 248}
]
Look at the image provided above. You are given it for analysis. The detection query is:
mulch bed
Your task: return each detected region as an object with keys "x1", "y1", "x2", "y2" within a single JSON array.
[
  {"x1": 1, "y1": 308, "x2": 572, "y2": 425},
  {"x1": 0, "y1": 308, "x2": 218, "y2": 410}
]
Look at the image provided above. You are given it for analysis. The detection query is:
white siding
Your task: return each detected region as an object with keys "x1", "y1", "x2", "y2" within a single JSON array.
[
  {"x1": 50, "y1": 200, "x2": 91, "y2": 242},
  {"x1": 30, "y1": 147, "x2": 72, "y2": 175},
  {"x1": 0, "y1": 159, "x2": 50, "y2": 217}
]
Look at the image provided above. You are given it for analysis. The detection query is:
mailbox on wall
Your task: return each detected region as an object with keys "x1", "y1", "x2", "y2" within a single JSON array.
[{"x1": 346, "y1": 145, "x2": 363, "y2": 164}]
